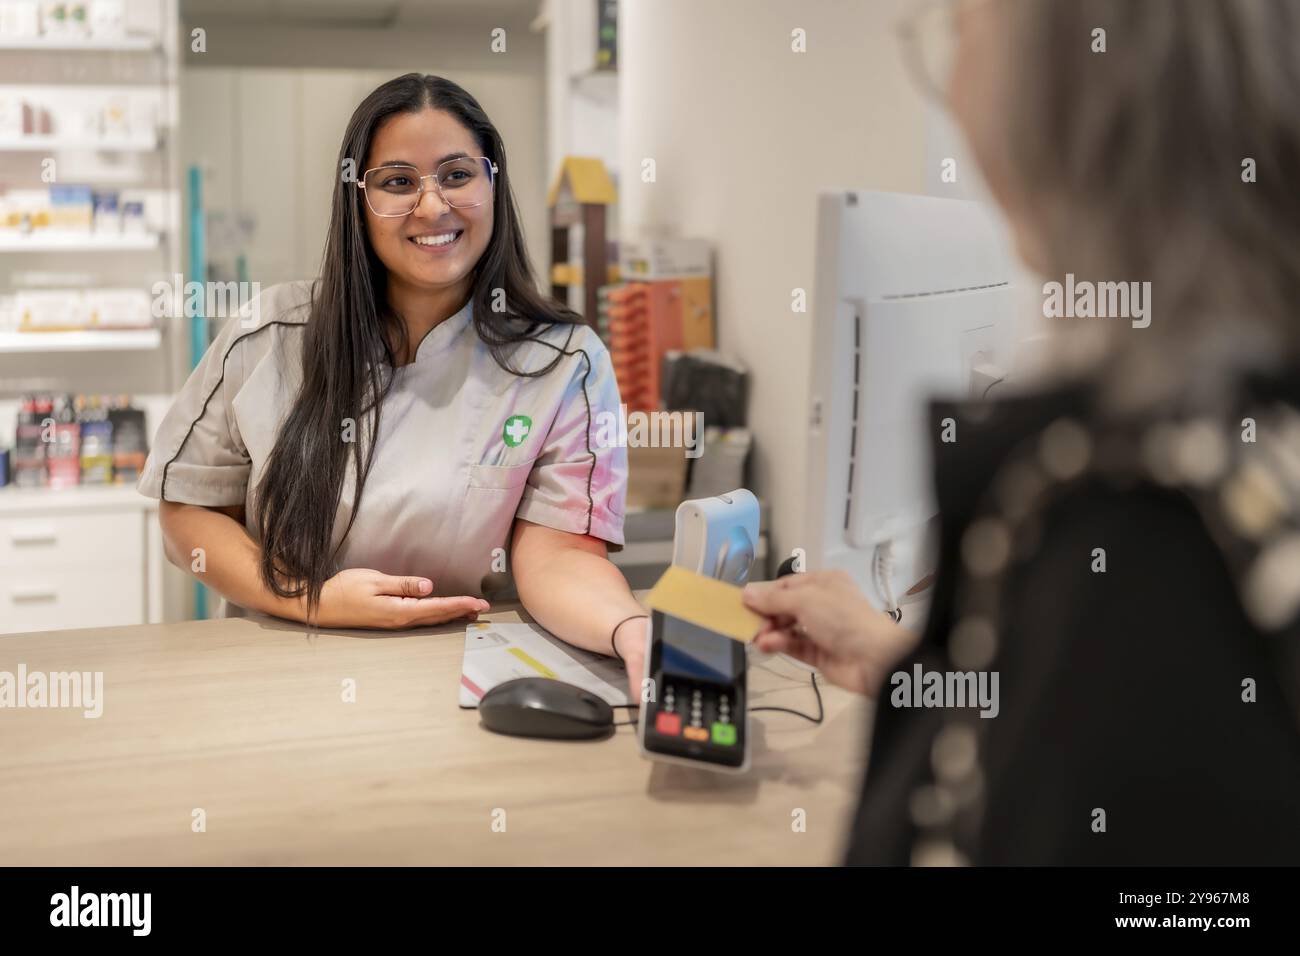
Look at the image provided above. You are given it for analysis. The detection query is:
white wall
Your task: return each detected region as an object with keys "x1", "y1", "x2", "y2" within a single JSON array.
[
  {"x1": 180, "y1": 20, "x2": 549, "y2": 287},
  {"x1": 541, "y1": 0, "x2": 620, "y2": 311},
  {"x1": 544, "y1": 0, "x2": 619, "y2": 177},
  {"x1": 617, "y1": 0, "x2": 927, "y2": 564}
]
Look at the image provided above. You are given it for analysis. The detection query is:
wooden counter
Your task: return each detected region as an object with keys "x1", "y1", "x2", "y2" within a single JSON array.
[{"x1": 0, "y1": 603, "x2": 870, "y2": 865}]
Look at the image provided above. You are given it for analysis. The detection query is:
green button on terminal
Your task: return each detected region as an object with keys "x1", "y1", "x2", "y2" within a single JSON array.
[{"x1": 711, "y1": 722, "x2": 736, "y2": 746}]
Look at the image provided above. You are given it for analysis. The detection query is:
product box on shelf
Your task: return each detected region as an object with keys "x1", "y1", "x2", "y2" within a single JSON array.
[
  {"x1": 619, "y1": 238, "x2": 712, "y2": 281},
  {"x1": 605, "y1": 243, "x2": 716, "y2": 415},
  {"x1": 11, "y1": 288, "x2": 152, "y2": 331},
  {"x1": 0, "y1": 1, "x2": 41, "y2": 39},
  {"x1": 8, "y1": 394, "x2": 149, "y2": 488}
]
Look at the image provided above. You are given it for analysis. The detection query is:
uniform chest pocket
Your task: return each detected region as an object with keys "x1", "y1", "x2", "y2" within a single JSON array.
[
  {"x1": 467, "y1": 460, "x2": 535, "y2": 491},
  {"x1": 454, "y1": 461, "x2": 536, "y2": 590}
]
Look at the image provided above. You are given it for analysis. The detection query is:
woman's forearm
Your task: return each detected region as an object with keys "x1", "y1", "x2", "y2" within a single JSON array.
[
  {"x1": 511, "y1": 520, "x2": 644, "y2": 657},
  {"x1": 158, "y1": 500, "x2": 306, "y2": 621}
]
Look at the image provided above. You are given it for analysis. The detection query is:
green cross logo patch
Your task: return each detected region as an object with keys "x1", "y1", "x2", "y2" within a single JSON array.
[{"x1": 503, "y1": 414, "x2": 533, "y2": 447}]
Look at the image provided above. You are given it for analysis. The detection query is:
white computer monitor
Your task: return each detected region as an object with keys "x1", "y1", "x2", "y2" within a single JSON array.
[{"x1": 801, "y1": 190, "x2": 1017, "y2": 611}]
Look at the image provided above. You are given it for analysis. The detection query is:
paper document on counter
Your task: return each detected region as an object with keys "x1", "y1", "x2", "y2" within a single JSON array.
[{"x1": 459, "y1": 621, "x2": 631, "y2": 708}]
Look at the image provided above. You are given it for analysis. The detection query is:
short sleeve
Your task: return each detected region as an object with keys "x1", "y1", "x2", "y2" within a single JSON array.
[
  {"x1": 136, "y1": 314, "x2": 253, "y2": 507},
  {"x1": 515, "y1": 331, "x2": 628, "y2": 548}
]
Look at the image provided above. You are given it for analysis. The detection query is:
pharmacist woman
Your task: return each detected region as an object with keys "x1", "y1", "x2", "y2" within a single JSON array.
[{"x1": 138, "y1": 74, "x2": 649, "y2": 692}]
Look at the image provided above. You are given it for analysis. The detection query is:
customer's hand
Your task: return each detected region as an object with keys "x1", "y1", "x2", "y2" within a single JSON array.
[
  {"x1": 613, "y1": 615, "x2": 650, "y2": 703},
  {"x1": 742, "y1": 571, "x2": 920, "y2": 697},
  {"x1": 299, "y1": 568, "x2": 489, "y2": 629}
]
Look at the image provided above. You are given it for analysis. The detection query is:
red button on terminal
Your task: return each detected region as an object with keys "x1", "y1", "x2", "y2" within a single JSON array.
[{"x1": 655, "y1": 712, "x2": 682, "y2": 736}]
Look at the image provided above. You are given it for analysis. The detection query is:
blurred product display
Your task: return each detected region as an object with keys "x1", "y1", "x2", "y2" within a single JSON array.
[
  {"x1": 0, "y1": 185, "x2": 151, "y2": 236},
  {"x1": 0, "y1": 1, "x2": 132, "y2": 42},
  {"x1": 606, "y1": 238, "x2": 715, "y2": 412},
  {"x1": 0, "y1": 89, "x2": 157, "y2": 144},
  {"x1": 0, "y1": 0, "x2": 178, "y2": 640},
  {"x1": 602, "y1": 237, "x2": 755, "y2": 511},
  {"x1": 0, "y1": 287, "x2": 153, "y2": 332},
  {"x1": 4, "y1": 392, "x2": 148, "y2": 489}
]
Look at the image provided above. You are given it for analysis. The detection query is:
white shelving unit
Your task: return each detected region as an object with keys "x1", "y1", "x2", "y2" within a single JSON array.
[
  {"x1": 0, "y1": 230, "x2": 161, "y2": 250},
  {"x1": 0, "y1": 328, "x2": 161, "y2": 352},
  {"x1": 0, "y1": 481, "x2": 163, "y2": 633},
  {"x1": 0, "y1": 0, "x2": 181, "y2": 632},
  {"x1": 0, "y1": 132, "x2": 159, "y2": 151},
  {"x1": 0, "y1": 35, "x2": 158, "y2": 52}
]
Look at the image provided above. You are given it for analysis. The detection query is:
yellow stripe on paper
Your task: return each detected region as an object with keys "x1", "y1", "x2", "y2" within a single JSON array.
[{"x1": 508, "y1": 647, "x2": 557, "y2": 678}]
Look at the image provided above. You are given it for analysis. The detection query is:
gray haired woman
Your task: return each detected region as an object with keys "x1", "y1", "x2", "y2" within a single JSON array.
[{"x1": 744, "y1": 0, "x2": 1300, "y2": 865}]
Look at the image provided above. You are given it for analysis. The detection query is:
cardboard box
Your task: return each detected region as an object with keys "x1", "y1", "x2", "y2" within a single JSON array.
[
  {"x1": 626, "y1": 444, "x2": 687, "y2": 511},
  {"x1": 619, "y1": 238, "x2": 711, "y2": 280}
]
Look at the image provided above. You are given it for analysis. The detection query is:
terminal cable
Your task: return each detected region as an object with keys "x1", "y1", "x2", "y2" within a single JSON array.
[{"x1": 749, "y1": 671, "x2": 825, "y2": 725}]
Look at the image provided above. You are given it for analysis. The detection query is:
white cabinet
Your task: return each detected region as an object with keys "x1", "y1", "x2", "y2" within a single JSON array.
[{"x1": 0, "y1": 486, "x2": 161, "y2": 634}]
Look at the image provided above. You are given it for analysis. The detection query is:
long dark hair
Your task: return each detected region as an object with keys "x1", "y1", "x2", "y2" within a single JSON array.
[{"x1": 254, "y1": 73, "x2": 579, "y2": 614}]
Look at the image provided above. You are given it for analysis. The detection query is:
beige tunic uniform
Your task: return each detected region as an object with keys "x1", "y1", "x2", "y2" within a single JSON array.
[{"x1": 137, "y1": 280, "x2": 627, "y2": 615}]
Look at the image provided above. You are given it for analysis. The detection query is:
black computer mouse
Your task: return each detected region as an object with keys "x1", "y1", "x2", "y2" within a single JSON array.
[{"x1": 478, "y1": 677, "x2": 615, "y2": 740}]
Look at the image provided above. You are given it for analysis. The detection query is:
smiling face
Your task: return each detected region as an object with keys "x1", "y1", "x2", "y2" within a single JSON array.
[{"x1": 361, "y1": 107, "x2": 495, "y2": 308}]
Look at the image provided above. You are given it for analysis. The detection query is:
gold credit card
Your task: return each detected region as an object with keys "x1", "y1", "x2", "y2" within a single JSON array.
[{"x1": 645, "y1": 565, "x2": 764, "y2": 643}]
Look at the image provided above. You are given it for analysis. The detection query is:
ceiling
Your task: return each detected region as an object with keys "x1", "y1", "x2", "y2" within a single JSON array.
[{"x1": 180, "y1": 0, "x2": 539, "y2": 31}]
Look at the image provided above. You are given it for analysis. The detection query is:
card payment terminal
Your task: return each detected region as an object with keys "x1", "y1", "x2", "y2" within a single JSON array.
[{"x1": 637, "y1": 609, "x2": 749, "y2": 772}]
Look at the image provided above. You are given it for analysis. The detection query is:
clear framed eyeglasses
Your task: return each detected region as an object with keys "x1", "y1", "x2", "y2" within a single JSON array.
[{"x1": 358, "y1": 156, "x2": 499, "y2": 217}]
